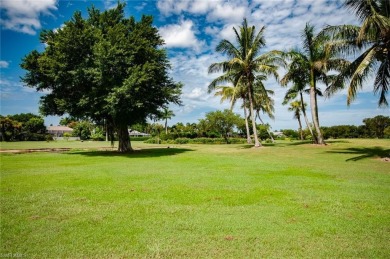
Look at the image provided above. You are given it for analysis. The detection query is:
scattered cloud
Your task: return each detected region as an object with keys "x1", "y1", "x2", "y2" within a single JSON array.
[
  {"x1": 0, "y1": 0, "x2": 57, "y2": 35},
  {"x1": 0, "y1": 61, "x2": 9, "y2": 68},
  {"x1": 134, "y1": 2, "x2": 147, "y2": 12},
  {"x1": 103, "y1": 0, "x2": 118, "y2": 10},
  {"x1": 157, "y1": 0, "x2": 248, "y2": 23},
  {"x1": 159, "y1": 19, "x2": 205, "y2": 51}
]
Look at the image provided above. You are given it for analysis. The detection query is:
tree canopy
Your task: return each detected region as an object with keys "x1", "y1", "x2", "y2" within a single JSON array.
[{"x1": 20, "y1": 3, "x2": 182, "y2": 152}]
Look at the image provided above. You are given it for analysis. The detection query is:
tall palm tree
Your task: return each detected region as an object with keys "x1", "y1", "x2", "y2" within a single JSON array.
[
  {"x1": 282, "y1": 23, "x2": 348, "y2": 145},
  {"x1": 208, "y1": 18, "x2": 282, "y2": 147},
  {"x1": 323, "y1": 0, "x2": 390, "y2": 106},
  {"x1": 281, "y1": 50, "x2": 317, "y2": 142},
  {"x1": 288, "y1": 100, "x2": 305, "y2": 140},
  {"x1": 161, "y1": 108, "x2": 174, "y2": 134}
]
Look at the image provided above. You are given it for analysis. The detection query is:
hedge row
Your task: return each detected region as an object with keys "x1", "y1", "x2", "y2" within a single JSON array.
[{"x1": 144, "y1": 137, "x2": 247, "y2": 144}]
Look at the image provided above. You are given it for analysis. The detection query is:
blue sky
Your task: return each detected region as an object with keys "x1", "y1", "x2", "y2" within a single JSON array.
[{"x1": 1, "y1": 0, "x2": 388, "y2": 130}]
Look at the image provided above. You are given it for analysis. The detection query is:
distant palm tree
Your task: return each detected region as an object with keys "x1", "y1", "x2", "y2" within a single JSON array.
[
  {"x1": 209, "y1": 18, "x2": 282, "y2": 147},
  {"x1": 210, "y1": 72, "x2": 253, "y2": 144},
  {"x1": 252, "y1": 77, "x2": 276, "y2": 142},
  {"x1": 161, "y1": 108, "x2": 174, "y2": 134},
  {"x1": 288, "y1": 100, "x2": 305, "y2": 140},
  {"x1": 323, "y1": 0, "x2": 390, "y2": 106}
]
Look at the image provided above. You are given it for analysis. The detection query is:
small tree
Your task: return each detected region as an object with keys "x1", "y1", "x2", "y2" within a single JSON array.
[
  {"x1": 63, "y1": 132, "x2": 72, "y2": 141},
  {"x1": 204, "y1": 110, "x2": 241, "y2": 144}
]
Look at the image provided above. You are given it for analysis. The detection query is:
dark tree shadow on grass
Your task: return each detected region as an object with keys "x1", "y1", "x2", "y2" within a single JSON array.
[
  {"x1": 66, "y1": 147, "x2": 194, "y2": 158},
  {"x1": 327, "y1": 146, "x2": 390, "y2": 161}
]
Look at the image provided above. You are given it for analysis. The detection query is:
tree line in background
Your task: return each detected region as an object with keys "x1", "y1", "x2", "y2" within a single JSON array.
[
  {"x1": 1, "y1": 112, "x2": 389, "y2": 142},
  {"x1": 18, "y1": 0, "x2": 389, "y2": 150}
]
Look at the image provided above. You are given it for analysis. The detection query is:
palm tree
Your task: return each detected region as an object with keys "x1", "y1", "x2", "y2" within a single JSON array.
[
  {"x1": 213, "y1": 84, "x2": 253, "y2": 144},
  {"x1": 282, "y1": 23, "x2": 348, "y2": 145},
  {"x1": 288, "y1": 100, "x2": 305, "y2": 140},
  {"x1": 281, "y1": 50, "x2": 317, "y2": 142},
  {"x1": 323, "y1": 0, "x2": 390, "y2": 106},
  {"x1": 252, "y1": 77, "x2": 276, "y2": 142},
  {"x1": 161, "y1": 108, "x2": 174, "y2": 134},
  {"x1": 208, "y1": 18, "x2": 282, "y2": 147}
]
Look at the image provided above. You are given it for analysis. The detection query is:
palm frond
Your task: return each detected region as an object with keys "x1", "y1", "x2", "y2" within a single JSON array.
[{"x1": 374, "y1": 57, "x2": 389, "y2": 106}]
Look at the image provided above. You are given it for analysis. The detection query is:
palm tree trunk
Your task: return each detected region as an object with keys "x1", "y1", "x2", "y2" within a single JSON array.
[
  {"x1": 297, "y1": 115, "x2": 303, "y2": 140},
  {"x1": 247, "y1": 85, "x2": 261, "y2": 147},
  {"x1": 242, "y1": 100, "x2": 252, "y2": 144},
  {"x1": 257, "y1": 111, "x2": 275, "y2": 143},
  {"x1": 165, "y1": 119, "x2": 168, "y2": 134},
  {"x1": 300, "y1": 92, "x2": 316, "y2": 142},
  {"x1": 309, "y1": 85, "x2": 325, "y2": 145}
]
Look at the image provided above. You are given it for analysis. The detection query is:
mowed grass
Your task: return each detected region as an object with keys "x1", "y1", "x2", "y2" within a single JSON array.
[{"x1": 1, "y1": 139, "x2": 389, "y2": 258}]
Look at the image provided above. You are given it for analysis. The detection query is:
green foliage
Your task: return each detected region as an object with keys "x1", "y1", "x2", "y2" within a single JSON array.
[
  {"x1": 63, "y1": 132, "x2": 72, "y2": 141},
  {"x1": 90, "y1": 127, "x2": 105, "y2": 141},
  {"x1": 363, "y1": 115, "x2": 390, "y2": 138},
  {"x1": 72, "y1": 121, "x2": 93, "y2": 140},
  {"x1": 321, "y1": 125, "x2": 360, "y2": 139},
  {"x1": 204, "y1": 109, "x2": 242, "y2": 143},
  {"x1": 384, "y1": 127, "x2": 390, "y2": 138},
  {"x1": 282, "y1": 129, "x2": 299, "y2": 139},
  {"x1": 0, "y1": 113, "x2": 46, "y2": 141},
  {"x1": 20, "y1": 3, "x2": 181, "y2": 152}
]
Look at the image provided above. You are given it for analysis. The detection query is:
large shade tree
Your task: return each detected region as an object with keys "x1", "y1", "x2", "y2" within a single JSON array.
[
  {"x1": 21, "y1": 3, "x2": 182, "y2": 152},
  {"x1": 323, "y1": 0, "x2": 390, "y2": 106},
  {"x1": 208, "y1": 19, "x2": 282, "y2": 147}
]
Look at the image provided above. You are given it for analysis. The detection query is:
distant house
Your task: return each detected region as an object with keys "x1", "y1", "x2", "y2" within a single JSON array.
[
  {"x1": 47, "y1": 126, "x2": 73, "y2": 137},
  {"x1": 273, "y1": 131, "x2": 286, "y2": 138},
  {"x1": 128, "y1": 130, "x2": 150, "y2": 137}
]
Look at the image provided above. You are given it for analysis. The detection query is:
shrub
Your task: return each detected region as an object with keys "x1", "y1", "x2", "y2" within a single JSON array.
[{"x1": 174, "y1": 138, "x2": 190, "y2": 144}]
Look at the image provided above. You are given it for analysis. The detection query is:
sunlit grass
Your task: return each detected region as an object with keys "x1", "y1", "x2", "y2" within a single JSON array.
[{"x1": 1, "y1": 139, "x2": 389, "y2": 258}]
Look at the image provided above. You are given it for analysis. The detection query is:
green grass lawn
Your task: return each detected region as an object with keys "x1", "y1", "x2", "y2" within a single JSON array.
[{"x1": 1, "y1": 139, "x2": 389, "y2": 258}]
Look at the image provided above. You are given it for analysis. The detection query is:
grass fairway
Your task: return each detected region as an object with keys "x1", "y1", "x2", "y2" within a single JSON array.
[{"x1": 1, "y1": 139, "x2": 389, "y2": 258}]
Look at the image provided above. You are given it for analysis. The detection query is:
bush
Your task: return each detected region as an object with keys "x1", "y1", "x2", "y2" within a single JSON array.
[
  {"x1": 174, "y1": 138, "x2": 190, "y2": 144},
  {"x1": 144, "y1": 137, "x2": 159, "y2": 144},
  {"x1": 131, "y1": 136, "x2": 151, "y2": 141},
  {"x1": 144, "y1": 137, "x2": 247, "y2": 145},
  {"x1": 90, "y1": 128, "x2": 105, "y2": 141}
]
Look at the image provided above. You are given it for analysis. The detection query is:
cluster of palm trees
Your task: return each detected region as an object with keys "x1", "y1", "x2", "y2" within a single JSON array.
[{"x1": 208, "y1": 0, "x2": 389, "y2": 147}]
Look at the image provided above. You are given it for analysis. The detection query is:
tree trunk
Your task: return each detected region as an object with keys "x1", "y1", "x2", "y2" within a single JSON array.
[
  {"x1": 117, "y1": 124, "x2": 132, "y2": 152},
  {"x1": 257, "y1": 111, "x2": 275, "y2": 143},
  {"x1": 247, "y1": 85, "x2": 261, "y2": 147},
  {"x1": 309, "y1": 86, "x2": 325, "y2": 145},
  {"x1": 165, "y1": 119, "x2": 168, "y2": 134},
  {"x1": 242, "y1": 101, "x2": 252, "y2": 144},
  {"x1": 297, "y1": 115, "x2": 303, "y2": 140},
  {"x1": 300, "y1": 92, "x2": 316, "y2": 143}
]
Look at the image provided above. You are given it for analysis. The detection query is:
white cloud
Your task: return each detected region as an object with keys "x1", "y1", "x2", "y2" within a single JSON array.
[
  {"x1": 103, "y1": 0, "x2": 120, "y2": 10},
  {"x1": 159, "y1": 19, "x2": 204, "y2": 51},
  {"x1": 157, "y1": 0, "x2": 248, "y2": 23},
  {"x1": 0, "y1": 0, "x2": 57, "y2": 35},
  {"x1": 0, "y1": 61, "x2": 9, "y2": 68}
]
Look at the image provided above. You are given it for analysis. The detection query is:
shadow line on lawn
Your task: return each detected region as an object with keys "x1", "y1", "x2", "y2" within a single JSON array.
[
  {"x1": 66, "y1": 147, "x2": 194, "y2": 158},
  {"x1": 326, "y1": 146, "x2": 390, "y2": 161}
]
